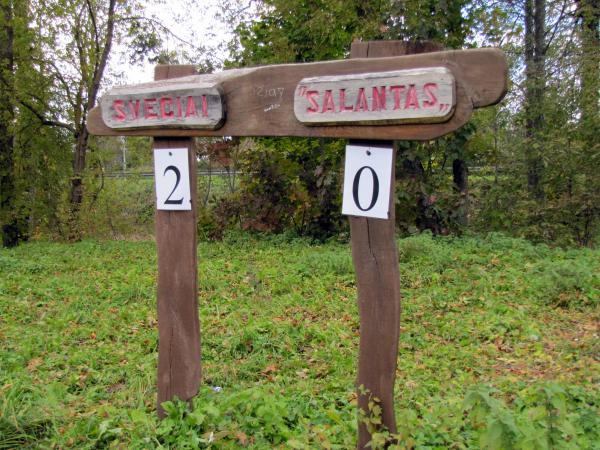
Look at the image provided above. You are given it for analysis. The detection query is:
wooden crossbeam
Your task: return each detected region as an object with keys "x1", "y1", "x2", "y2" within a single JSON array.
[{"x1": 87, "y1": 48, "x2": 506, "y2": 141}]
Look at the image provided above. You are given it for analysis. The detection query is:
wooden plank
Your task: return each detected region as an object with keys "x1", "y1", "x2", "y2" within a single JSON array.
[
  {"x1": 346, "y1": 41, "x2": 406, "y2": 449},
  {"x1": 101, "y1": 85, "x2": 225, "y2": 130},
  {"x1": 87, "y1": 48, "x2": 506, "y2": 140},
  {"x1": 294, "y1": 67, "x2": 455, "y2": 125},
  {"x1": 154, "y1": 65, "x2": 201, "y2": 417}
]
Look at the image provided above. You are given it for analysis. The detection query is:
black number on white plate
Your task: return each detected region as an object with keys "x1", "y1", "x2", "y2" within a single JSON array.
[
  {"x1": 153, "y1": 147, "x2": 191, "y2": 211},
  {"x1": 163, "y1": 165, "x2": 184, "y2": 205},
  {"x1": 352, "y1": 166, "x2": 379, "y2": 211},
  {"x1": 342, "y1": 144, "x2": 392, "y2": 219}
]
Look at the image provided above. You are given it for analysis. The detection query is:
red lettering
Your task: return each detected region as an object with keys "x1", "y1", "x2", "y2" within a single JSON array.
[
  {"x1": 321, "y1": 90, "x2": 335, "y2": 113},
  {"x1": 175, "y1": 96, "x2": 182, "y2": 117},
  {"x1": 201, "y1": 95, "x2": 208, "y2": 117},
  {"x1": 355, "y1": 88, "x2": 368, "y2": 112},
  {"x1": 423, "y1": 83, "x2": 438, "y2": 108},
  {"x1": 144, "y1": 98, "x2": 158, "y2": 119},
  {"x1": 390, "y1": 85, "x2": 405, "y2": 110},
  {"x1": 306, "y1": 90, "x2": 319, "y2": 113},
  {"x1": 185, "y1": 96, "x2": 197, "y2": 117},
  {"x1": 112, "y1": 99, "x2": 126, "y2": 121},
  {"x1": 339, "y1": 89, "x2": 354, "y2": 112},
  {"x1": 371, "y1": 86, "x2": 386, "y2": 111},
  {"x1": 160, "y1": 97, "x2": 174, "y2": 119},
  {"x1": 405, "y1": 85, "x2": 420, "y2": 109},
  {"x1": 128, "y1": 99, "x2": 141, "y2": 119}
]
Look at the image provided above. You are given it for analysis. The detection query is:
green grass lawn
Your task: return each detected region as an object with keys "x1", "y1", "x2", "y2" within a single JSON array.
[{"x1": 0, "y1": 233, "x2": 598, "y2": 449}]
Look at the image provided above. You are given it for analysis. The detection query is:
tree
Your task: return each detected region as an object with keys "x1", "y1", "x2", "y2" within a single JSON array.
[
  {"x1": 229, "y1": 0, "x2": 385, "y2": 66},
  {"x1": 0, "y1": 0, "x2": 18, "y2": 246},
  {"x1": 0, "y1": 0, "x2": 175, "y2": 244},
  {"x1": 524, "y1": 0, "x2": 547, "y2": 200},
  {"x1": 34, "y1": 0, "x2": 119, "y2": 239},
  {"x1": 572, "y1": 0, "x2": 600, "y2": 245},
  {"x1": 577, "y1": 0, "x2": 599, "y2": 140},
  {"x1": 384, "y1": 0, "x2": 476, "y2": 231},
  {"x1": 0, "y1": 0, "x2": 45, "y2": 246},
  {"x1": 218, "y1": 0, "x2": 387, "y2": 239},
  {"x1": 0, "y1": 0, "x2": 120, "y2": 243}
]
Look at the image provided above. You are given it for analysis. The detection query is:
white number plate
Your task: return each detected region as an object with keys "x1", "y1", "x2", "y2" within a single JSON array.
[
  {"x1": 153, "y1": 148, "x2": 192, "y2": 211},
  {"x1": 342, "y1": 144, "x2": 393, "y2": 219}
]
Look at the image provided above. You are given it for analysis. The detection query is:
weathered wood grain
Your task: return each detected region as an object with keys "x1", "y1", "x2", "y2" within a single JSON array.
[
  {"x1": 87, "y1": 48, "x2": 506, "y2": 141},
  {"x1": 294, "y1": 67, "x2": 455, "y2": 125},
  {"x1": 154, "y1": 65, "x2": 201, "y2": 418},
  {"x1": 101, "y1": 84, "x2": 225, "y2": 130},
  {"x1": 347, "y1": 41, "x2": 404, "y2": 450}
]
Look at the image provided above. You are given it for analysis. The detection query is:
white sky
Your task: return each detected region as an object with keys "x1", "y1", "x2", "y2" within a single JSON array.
[{"x1": 108, "y1": 0, "x2": 234, "y2": 86}]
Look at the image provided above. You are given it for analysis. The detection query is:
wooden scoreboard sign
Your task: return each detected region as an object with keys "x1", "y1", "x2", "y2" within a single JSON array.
[
  {"x1": 87, "y1": 42, "x2": 507, "y2": 449},
  {"x1": 100, "y1": 84, "x2": 225, "y2": 130},
  {"x1": 88, "y1": 47, "x2": 506, "y2": 140},
  {"x1": 294, "y1": 67, "x2": 455, "y2": 125}
]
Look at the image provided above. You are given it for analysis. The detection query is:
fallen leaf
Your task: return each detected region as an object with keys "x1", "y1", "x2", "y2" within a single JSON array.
[
  {"x1": 261, "y1": 364, "x2": 278, "y2": 375},
  {"x1": 235, "y1": 431, "x2": 248, "y2": 446},
  {"x1": 296, "y1": 368, "x2": 309, "y2": 379},
  {"x1": 27, "y1": 358, "x2": 42, "y2": 372}
]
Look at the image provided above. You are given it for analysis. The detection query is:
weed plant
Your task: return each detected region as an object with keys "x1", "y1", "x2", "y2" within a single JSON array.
[{"x1": 0, "y1": 233, "x2": 598, "y2": 448}]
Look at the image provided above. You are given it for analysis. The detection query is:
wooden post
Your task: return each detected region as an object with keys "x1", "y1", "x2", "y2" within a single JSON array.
[
  {"x1": 153, "y1": 65, "x2": 201, "y2": 417},
  {"x1": 349, "y1": 41, "x2": 443, "y2": 448}
]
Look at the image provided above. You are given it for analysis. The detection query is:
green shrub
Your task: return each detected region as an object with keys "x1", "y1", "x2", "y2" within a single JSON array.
[
  {"x1": 464, "y1": 384, "x2": 600, "y2": 449},
  {"x1": 527, "y1": 258, "x2": 599, "y2": 308}
]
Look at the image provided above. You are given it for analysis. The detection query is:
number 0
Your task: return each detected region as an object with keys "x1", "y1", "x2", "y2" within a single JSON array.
[{"x1": 352, "y1": 166, "x2": 379, "y2": 211}]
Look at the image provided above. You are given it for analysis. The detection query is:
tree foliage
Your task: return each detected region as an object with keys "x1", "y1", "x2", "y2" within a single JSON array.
[
  {"x1": 0, "y1": 0, "x2": 598, "y2": 246},
  {"x1": 0, "y1": 0, "x2": 170, "y2": 245}
]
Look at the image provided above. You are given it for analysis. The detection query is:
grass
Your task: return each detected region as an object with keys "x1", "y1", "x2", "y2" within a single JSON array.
[{"x1": 0, "y1": 232, "x2": 598, "y2": 448}]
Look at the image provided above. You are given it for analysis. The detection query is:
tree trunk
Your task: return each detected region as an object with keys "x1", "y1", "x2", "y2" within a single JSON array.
[
  {"x1": 67, "y1": 126, "x2": 88, "y2": 240},
  {"x1": 0, "y1": 0, "x2": 19, "y2": 247},
  {"x1": 576, "y1": 0, "x2": 600, "y2": 247},
  {"x1": 399, "y1": 154, "x2": 444, "y2": 234},
  {"x1": 452, "y1": 158, "x2": 469, "y2": 227},
  {"x1": 67, "y1": 0, "x2": 117, "y2": 240},
  {"x1": 524, "y1": 0, "x2": 546, "y2": 200},
  {"x1": 578, "y1": 0, "x2": 599, "y2": 141}
]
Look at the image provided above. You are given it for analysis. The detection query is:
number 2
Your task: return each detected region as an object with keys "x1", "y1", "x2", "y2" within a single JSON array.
[{"x1": 163, "y1": 165, "x2": 184, "y2": 205}]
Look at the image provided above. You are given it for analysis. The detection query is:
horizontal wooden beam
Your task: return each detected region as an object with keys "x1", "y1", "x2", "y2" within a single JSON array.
[{"x1": 87, "y1": 48, "x2": 507, "y2": 141}]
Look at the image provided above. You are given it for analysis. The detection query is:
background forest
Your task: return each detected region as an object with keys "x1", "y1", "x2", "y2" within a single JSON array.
[{"x1": 0, "y1": 0, "x2": 598, "y2": 247}]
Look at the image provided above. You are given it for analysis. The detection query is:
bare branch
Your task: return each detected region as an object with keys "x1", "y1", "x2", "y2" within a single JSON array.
[
  {"x1": 17, "y1": 98, "x2": 75, "y2": 132},
  {"x1": 85, "y1": 0, "x2": 100, "y2": 56},
  {"x1": 114, "y1": 15, "x2": 205, "y2": 52},
  {"x1": 87, "y1": 0, "x2": 117, "y2": 112},
  {"x1": 0, "y1": 72, "x2": 74, "y2": 131},
  {"x1": 544, "y1": 0, "x2": 570, "y2": 53}
]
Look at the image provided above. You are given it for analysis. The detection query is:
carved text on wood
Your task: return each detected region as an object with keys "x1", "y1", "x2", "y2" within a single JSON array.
[
  {"x1": 100, "y1": 83, "x2": 225, "y2": 130},
  {"x1": 293, "y1": 67, "x2": 455, "y2": 125}
]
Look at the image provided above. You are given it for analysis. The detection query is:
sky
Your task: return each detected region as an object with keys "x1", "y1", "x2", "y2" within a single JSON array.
[{"x1": 109, "y1": 0, "x2": 235, "y2": 86}]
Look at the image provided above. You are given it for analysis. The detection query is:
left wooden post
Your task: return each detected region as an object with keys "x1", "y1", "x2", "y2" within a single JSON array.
[{"x1": 153, "y1": 65, "x2": 201, "y2": 417}]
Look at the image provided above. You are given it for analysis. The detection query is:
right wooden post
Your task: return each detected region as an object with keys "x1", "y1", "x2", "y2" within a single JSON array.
[{"x1": 349, "y1": 40, "x2": 443, "y2": 448}]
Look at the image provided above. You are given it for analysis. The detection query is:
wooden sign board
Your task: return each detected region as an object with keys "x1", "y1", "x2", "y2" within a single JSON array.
[
  {"x1": 100, "y1": 84, "x2": 225, "y2": 130},
  {"x1": 86, "y1": 41, "x2": 509, "y2": 449},
  {"x1": 87, "y1": 48, "x2": 508, "y2": 141},
  {"x1": 294, "y1": 67, "x2": 455, "y2": 125}
]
